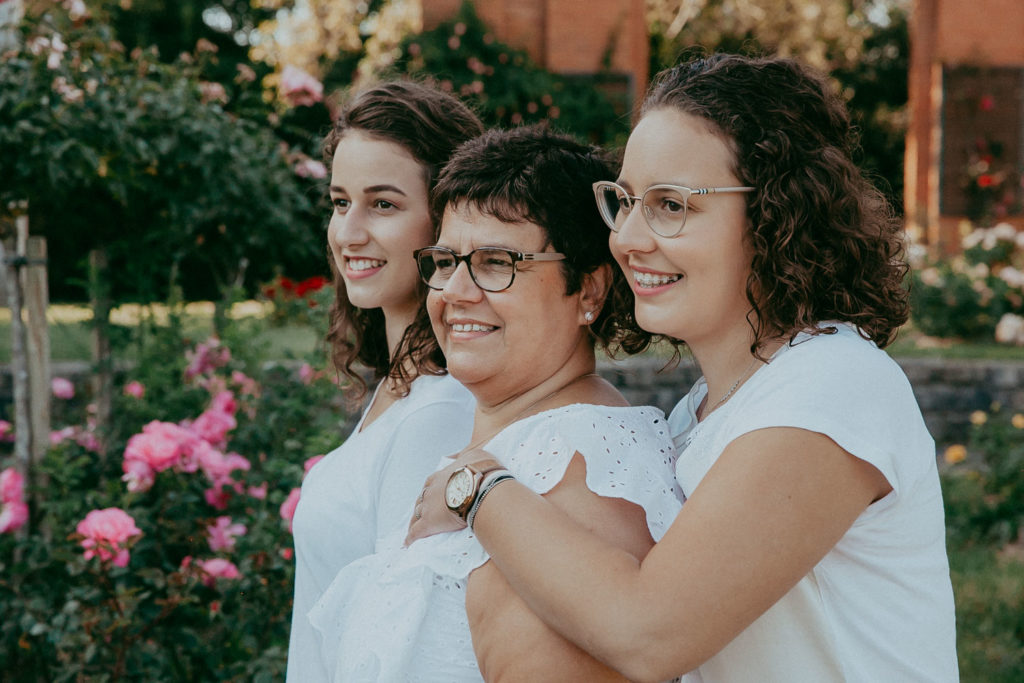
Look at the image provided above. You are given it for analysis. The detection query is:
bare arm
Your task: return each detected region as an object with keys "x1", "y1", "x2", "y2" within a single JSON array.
[
  {"x1": 411, "y1": 427, "x2": 890, "y2": 682},
  {"x1": 467, "y1": 454, "x2": 650, "y2": 682}
]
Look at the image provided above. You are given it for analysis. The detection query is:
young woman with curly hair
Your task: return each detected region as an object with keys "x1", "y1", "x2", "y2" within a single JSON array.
[
  {"x1": 408, "y1": 54, "x2": 958, "y2": 682},
  {"x1": 286, "y1": 81, "x2": 482, "y2": 681}
]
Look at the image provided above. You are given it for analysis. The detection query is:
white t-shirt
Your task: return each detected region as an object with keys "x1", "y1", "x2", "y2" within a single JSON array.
[
  {"x1": 669, "y1": 323, "x2": 958, "y2": 682},
  {"x1": 308, "y1": 404, "x2": 684, "y2": 682},
  {"x1": 286, "y1": 373, "x2": 475, "y2": 682}
]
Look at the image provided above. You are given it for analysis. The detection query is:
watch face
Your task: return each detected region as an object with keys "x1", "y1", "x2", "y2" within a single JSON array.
[{"x1": 445, "y1": 469, "x2": 474, "y2": 508}]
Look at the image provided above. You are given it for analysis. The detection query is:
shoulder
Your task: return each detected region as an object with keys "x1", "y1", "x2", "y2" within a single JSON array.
[{"x1": 764, "y1": 323, "x2": 912, "y2": 399}]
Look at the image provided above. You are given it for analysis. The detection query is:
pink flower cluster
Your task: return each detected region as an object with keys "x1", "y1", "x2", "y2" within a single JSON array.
[
  {"x1": 184, "y1": 337, "x2": 231, "y2": 382},
  {"x1": 279, "y1": 454, "x2": 324, "y2": 532},
  {"x1": 279, "y1": 65, "x2": 323, "y2": 108},
  {"x1": 76, "y1": 508, "x2": 142, "y2": 568},
  {"x1": 207, "y1": 516, "x2": 247, "y2": 552},
  {"x1": 1, "y1": 468, "x2": 29, "y2": 534},
  {"x1": 121, "y1": 391, "x2": 250, "y2": 507},
  {"x1": 181, "y1": 555, "x2": 242, "y2": 587}
]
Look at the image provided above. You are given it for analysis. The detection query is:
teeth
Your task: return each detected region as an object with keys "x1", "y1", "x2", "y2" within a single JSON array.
[
  {"x1": 348, "y1": 258, "x2": 385, "y2": 271},
  {"x1": 633, "y1": 270, "x2": 681, "y2": 288},
  {"x1": 451, "y1": 323, "x2": 496, "y2": 333}
]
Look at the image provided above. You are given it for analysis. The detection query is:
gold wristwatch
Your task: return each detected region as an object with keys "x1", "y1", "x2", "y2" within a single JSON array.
[{"x1": 444, "y1": 459, "x2": 506, "y2": 520}]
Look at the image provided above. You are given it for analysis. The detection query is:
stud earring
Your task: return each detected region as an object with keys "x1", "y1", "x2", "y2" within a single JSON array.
[{"x1": 584, "y1": 311, "x2": 594, "y2": 322}]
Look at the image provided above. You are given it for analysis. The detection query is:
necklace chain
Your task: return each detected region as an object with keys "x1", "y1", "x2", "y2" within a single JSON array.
[
  {"x1": 702, "y1": 358, "x2": 759, "y2": 419},
  {"x1": 462, "y1": 372, "x2": 600, "y2": 453}
]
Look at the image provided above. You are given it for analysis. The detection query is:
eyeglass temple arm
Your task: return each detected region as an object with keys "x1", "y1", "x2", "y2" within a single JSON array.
[
  {"x1": 520, "y1": 253, "x2": 567, "y2": 262},
  {"x1": 693, "y1": 186, "x2": 756, "y2": 194}
]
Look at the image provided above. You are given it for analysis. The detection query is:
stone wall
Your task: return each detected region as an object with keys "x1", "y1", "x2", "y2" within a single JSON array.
[{"x1": 4, "y1": 357, "x2": 1023, "y2": 450}]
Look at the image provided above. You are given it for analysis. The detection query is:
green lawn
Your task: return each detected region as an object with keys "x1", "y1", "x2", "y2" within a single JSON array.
[{"x1": 0, "y1": 303, "x2": 322, "y2": 363}]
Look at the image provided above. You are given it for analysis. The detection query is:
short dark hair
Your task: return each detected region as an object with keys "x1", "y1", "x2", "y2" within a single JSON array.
[
  {"x1": 322, "y1": 80, "x2": 483, "y2": 398},
  {"x1": 409, "y1": 126, "x2": 654, "y2": 366},
  {"x1": 643, "y1": 54, "x2": 909, "y2": 352}
]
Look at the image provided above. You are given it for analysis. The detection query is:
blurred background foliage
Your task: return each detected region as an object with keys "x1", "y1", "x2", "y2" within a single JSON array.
[{"x1": 1, "y1": 0, "x2": 911, "y2": 307}]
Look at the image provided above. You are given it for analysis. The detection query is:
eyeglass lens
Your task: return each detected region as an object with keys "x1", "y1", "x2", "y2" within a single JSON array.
[
  {"x1": 597, "y1": 184, "x2": 692, "y2": 237},
  {"x1": 417, "y1": 248, "x2": 518, "y2": 292}
]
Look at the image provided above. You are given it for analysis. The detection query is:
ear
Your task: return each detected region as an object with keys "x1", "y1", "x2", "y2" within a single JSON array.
[{"x1": 577, "y1": 263, "x2": 613, "y2": 325}]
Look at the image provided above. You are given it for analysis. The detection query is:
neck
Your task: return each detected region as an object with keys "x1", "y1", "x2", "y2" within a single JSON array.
[
  {"x1": 688, "y1": 320, "x2": 780, "y2": 416},
  {"x1": 469, "y1": 348, "x2": 596, "y2": 444}
]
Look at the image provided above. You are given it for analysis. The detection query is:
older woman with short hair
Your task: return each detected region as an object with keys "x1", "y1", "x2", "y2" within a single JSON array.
[{"x1": 307, "y1": 126, "x2": 683, "y2": 681}]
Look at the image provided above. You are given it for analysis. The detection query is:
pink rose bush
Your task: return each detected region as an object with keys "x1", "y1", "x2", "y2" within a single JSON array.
[
  {"x1": 75, "y1": 508, "x2": 142, "y2": 568},
  {"x1": 279, "y1": 488, "x2": 301, "y2": 532},
  {"x1": 0, "y1": 468, "x2": 29, "y2": 534},
  {"x1": 3, "y1": 316, "x2": 348, "y2": 678}
]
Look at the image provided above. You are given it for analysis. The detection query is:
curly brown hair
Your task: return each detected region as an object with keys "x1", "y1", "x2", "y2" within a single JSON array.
[
  {"x1": 322, "y1": 80, "x2": 483, "y2": 398},
  {"x1": 642, "y1": 54, "x2": 909, "y2": 353}
]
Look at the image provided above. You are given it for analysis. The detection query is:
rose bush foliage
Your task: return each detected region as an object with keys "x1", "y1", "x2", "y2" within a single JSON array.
[{"x1": 0, "y1": 307, "x2": 349, "y2": 681}]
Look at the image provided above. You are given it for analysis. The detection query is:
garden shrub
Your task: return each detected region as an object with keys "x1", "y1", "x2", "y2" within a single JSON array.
[
  {"x1": 942, "y1": 406, "x2": 1024, "y2": 546},
  {"x1": 910, "y1": 223, "x2": 1024, "y2": 341},
  {"x1": 0, "y1": 306, "x2": 347, "y2": 681},
  {"x1": 391, "y1": 0, "x2": 629, "y2": 145}
]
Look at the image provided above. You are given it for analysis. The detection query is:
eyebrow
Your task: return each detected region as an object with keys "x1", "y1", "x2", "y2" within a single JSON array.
[{"x1": 328, "y1": 184, "x2": 408, "y2": 196}]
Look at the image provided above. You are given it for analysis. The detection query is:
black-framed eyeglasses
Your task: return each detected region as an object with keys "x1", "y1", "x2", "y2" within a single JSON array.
[
  {"x1": 592, "y1": 180, "x2": 756, "y2": 238},
  {"x1": 413, "y1": 246, "x2": 566, "y2": 293}
]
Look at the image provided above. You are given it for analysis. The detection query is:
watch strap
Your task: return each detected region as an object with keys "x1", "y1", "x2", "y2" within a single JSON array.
[{"x1": 467, "y1": 472, "x2": 514, "y2": 530}]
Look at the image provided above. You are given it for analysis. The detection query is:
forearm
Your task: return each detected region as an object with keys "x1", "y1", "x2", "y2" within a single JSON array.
[{"x1": 471, "y1": 481, "x2": 685, "y2": 682}]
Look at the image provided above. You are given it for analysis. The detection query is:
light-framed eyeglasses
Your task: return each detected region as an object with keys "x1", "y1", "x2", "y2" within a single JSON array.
[
  {"x1": 413, "y1": 246, "x2": 566, "y2": 293},
  {"x1": 592, "y1": 180, "x2": 756, "y2": 238}
]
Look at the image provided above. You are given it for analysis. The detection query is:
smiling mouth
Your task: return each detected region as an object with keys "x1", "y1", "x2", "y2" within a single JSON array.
[
  {"x1": 633, "y1": 270, "x2": 682, "y2": 288},
  {"x1": 347, "y1": 258, "x2": 385, "y2": 271}
]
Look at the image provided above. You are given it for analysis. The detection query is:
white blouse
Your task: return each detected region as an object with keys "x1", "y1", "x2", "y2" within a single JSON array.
[
  {"x1": 287, "y1": 373, "x2": 476, "y2": 682},
  {"x1": 308, "y1": 403, "x2": 684, "y2": 682}
]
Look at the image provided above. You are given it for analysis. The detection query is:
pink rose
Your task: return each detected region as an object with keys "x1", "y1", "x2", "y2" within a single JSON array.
[
  {"x1": 204, "y1": 487, "x2": 232, "y2": 510},
  {"x1": 298, "y1": 362, "x2": 316, "y2": 385},
  {"x1": 123, "y1": 420, "x2": 201, "y2": 475},
  {"x1": 0, "y1": 469, "x2": 28, "y2": 534},
  {"x1": 123, "y1": 381, "x2": 145, "y2": 399},
  {"x1": 122, "y1": 459, "x2": 155, "y2": 493},
  {"x1": 185, "y1": 338, "x2": 231, "y2": 380},
  {"x1": 0, "y1": 420, "x2": 13, "y2": 442},
  {"x1": 188, "y1": 407, "x2": 236, "y2": 449},
  {"x1": 50, "y1": 426, "x2": 76, "y2": 445},
  {"x1": 303, "y1": 455, "x2": 324, "y2": 476},
  {"x1": 247, "y1": 482, "x2": 268, "y2": 500},
  {"x1": 206, "y1": 516, "x2": 247, "y2": 552},
  {"x1": 0, "y1": 500, "x2": 29, "y2": 534},
  {"x1": 195, "y1": 557, "x2": 241, "y2": 587},
  {"x1": 76, "y1": 508, "x2": 142, "y2": 568},
  {"x1": 280, "y1": 488, "x2": 301, "y2": 532},
  {"x1": 1, "y1": 467, "x2": 25, "y2": 503},
  {"x1": 294, "y1": 158, "x2": 327, "y2": 179},
  {"x1": 279, "y1": 65, "x2": 323, "y2": 108},
  {"x1": 230, "y1": 371, "x2": 259, "y2": 397},
  {"x1": 52, "y1": 377, "x2": 75, "y2": 399}
]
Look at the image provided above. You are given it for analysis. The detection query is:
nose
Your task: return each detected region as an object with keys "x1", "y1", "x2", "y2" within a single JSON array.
[
  {"x1": 610, "y1": 200, "x2": 656, "y2": 256},
  {"x1": 441, "y1": 260, "x2": 483, "y2": 304},
  {"x1": 329, "y1": 206, "x2": 370, "y2": 250}
]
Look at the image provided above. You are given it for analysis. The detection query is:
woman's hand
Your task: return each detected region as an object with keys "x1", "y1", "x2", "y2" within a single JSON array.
[{"x1": 405, "y1": 448, "x2": 498, "y2": 545}]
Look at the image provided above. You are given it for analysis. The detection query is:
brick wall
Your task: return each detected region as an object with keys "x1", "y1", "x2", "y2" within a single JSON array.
[
  {"x1": 421, "y1": 0, "x2": 648, "y2": 103},
  {"x1": 5, "y1": 357, "x2": 1023, "y2": 451}
]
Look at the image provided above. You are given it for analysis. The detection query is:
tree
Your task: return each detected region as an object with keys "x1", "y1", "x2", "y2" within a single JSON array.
[
  {"x1": 0, "y1": 5, "x2": 324, "y2": 303},
  {"x1": 646, "y1": 0, "x2": 909, "y2": 206}
]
